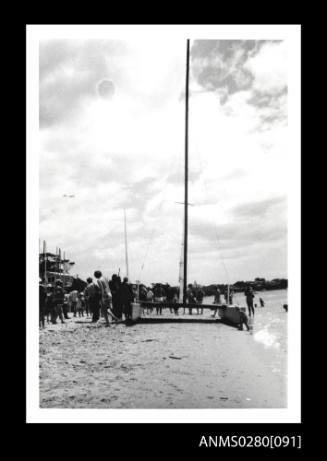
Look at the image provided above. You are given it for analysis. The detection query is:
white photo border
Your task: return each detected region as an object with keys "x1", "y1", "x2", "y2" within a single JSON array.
[{"x1": 26, "y1": 24, "x2": 301, "y2": 423}]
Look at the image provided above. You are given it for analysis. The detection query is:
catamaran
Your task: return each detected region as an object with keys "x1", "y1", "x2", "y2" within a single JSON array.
[{"x1": 131, "y1": 39, "x2": 247, "y2": 326}]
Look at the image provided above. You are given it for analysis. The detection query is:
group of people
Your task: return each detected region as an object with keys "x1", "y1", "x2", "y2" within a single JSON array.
[
  {"x1": 141, "y1": 284, "x2": 206, "y2": 316},
  {"x1": 212, "y1": 286, "x2": 234, "y2": 306},
  {"x1": 39, "y1": 271, "x2": 135, "y2": 328},
  {"x1": 40, "y1": 272, "x2": 268, "y2": 328},
  {"x1": 211, "y1": 285, "x2": 265, "y2": 323}
]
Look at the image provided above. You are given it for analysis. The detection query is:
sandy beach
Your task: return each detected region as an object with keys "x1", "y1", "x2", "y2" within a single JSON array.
[{"x1": 40, "y1": 308, "x2": 287, "y2": 408}]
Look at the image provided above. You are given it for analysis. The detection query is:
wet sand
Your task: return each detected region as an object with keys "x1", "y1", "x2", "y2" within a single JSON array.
[{"x1": 40, "y1": 312, "x2": 286, "y2": 408}]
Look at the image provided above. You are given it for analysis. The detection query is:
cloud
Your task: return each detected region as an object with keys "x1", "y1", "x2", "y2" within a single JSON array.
[
  {"x1": 39, "y1": 39, "x2": 288, "y2": 284},
  {"x1": 186, "y1": 195, "x2": 287, "y2": 266},
  {"x1": 191, "y1": 40, "x2": 287, "y2": 132},
  {"x1": 39, "y1": 40, "x2": 128, "y2": 128},
  {"x1": 230, "y1": 196, "x2": 286, "y2": 219},
  {"x1": 191, "y1": 40, "x2": 265, "y2": 103},
  {"x1": 245, "y1": 41, "x2": 287, "y2": 95}
]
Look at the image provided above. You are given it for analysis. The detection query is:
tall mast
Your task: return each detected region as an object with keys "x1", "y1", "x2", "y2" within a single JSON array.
[
  {"x1": 183, "y1": 39, "x2": 190, "y2": 307},
  {"x1": 124, "y1": 208, "x2": 129, "y2": 279},
  {"x1": 178, "y1": 222, "x2": 184, "y2": 303}
]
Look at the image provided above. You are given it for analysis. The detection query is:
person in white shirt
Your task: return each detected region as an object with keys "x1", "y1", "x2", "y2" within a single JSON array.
[
  {"x1": 94, "y1": 271, "x2": 111, "y2": 326},
  {"x1": 69, "y1": 289, "x2": 79, "y2": 317}
]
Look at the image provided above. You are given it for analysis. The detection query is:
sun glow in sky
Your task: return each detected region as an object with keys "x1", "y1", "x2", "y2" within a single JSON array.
[{"x1": 39, "y1": 38, "x2": 288, "y2": 285}]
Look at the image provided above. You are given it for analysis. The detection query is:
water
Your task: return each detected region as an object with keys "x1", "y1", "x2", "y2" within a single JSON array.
[
  {"x1": 205, "y1": 289, "x2": 288, "y2": 377},
  {"x1": 205, "y1": 288, "x2": 287, "y2": 342}
]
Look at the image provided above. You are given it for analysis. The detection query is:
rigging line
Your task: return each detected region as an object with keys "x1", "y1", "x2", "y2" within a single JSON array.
[
  {"x1": 137, "y1": 191, "x2": 170, "y2": 282},
  {"x1": 194, "y1": 136, "x2": 232, "y2": 285},
  {"x1": 138, "y1": 76, "x2": 189, "y2": 283},
  {"x1": 137, "y1": 147, "x2": 183, "y2": 282},
  {"x1": 137, "y1": 80, "x2": 186, "y2": 282}
]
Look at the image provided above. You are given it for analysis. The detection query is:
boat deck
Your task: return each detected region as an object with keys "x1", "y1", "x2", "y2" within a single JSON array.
[
  {"x1": 127, "y1": 302, "x2": 246, "y2": 327},
  {"x1": 139, "y1": 301, "x2": 218, "y2": 310}
]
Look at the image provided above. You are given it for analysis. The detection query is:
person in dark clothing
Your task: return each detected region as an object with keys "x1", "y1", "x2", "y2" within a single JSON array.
[
  {"x1": 228, "y1": 287, "x2": 234, "y2": 305},
  {"x1": 109, "y1": 274, "x2": 122, "y2": 319},
  {"x1": 214, "y1": 286, "x2": 221, "y2": 305},
  {"x1": 259, "y1": 297, "x2": 265, "y2": 307},
  {"x1": 84, "y1": 277, "x2": 93, "y2": 317},
  {"x1": 154, "y1": 285, "x2": 164, "y2": 314},
  {"x1": 245, "y1": 286, "x2": 255, "y2": 317},
  {"x1": 119, "y1": 277, "x2": 134, "y2": 320},
  {"x1": 85, "y1": 277, "x2": 101, "y2": 322},
  {"x1": 139, "y1": 286, "x2": 148, "y2": 301},
  {"x1": 238, "y1": 309, "x2": 250, "y2": 331},
  {"x1": 39, "y1": 282, "x2": 47, "y2": 328},
  {"x1": 196, "y1": 288, "x2": 205, "y2": 314},
  {"x1": 116, "y1": 275, "x2": 122, "y2": 318},
  {"x1": 187, "y1": 284, "x2": 196, "y2": 315},
  {"x1": 51, "y1": 279, "x2": 65, "y2": 324},
  {"x1": 172, "y1": 291, "x2": 179, "y2": 315},
  {"x1": 166, "y1": 286, "x2": 175, "y2": 313},
  {"x1": 84, "y1": 291, "x2": 89, "y2": 317}
]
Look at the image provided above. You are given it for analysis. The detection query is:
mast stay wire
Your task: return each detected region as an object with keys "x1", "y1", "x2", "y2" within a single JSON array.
[
  {"x1": 193, "y1": 134, "x2": 232, "y2": 286},
  {"x1": 137, "y1": 143, "x2": 184, "y2": 283}
]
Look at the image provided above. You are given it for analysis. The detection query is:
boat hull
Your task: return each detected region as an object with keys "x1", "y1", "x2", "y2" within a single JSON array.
[{"x1": 217, "y1": 305, "x2": 246, "y2": 325}]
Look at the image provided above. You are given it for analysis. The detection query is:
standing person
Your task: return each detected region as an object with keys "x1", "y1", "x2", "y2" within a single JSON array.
[
  {"x1": 259, "y1": 297, "x2": 265, "y2": 307},
  {"x1": 118, "y1": 277, "x2": 135, "y2": 321},
  {"x1": 45, "y1": 284, "x2": 53, "y2": 323},
  {"x1": 154, "y1": 285, "x2": 164, "y2": 315},
  {"x1": 116, "y1": 275, "x2": 123, "y2": 318},
  {"x1": 214, "y1": 286, "x2": 221, "y2": 305},
  {"x1": 62, "y1": 293, "x2": 70, "y2": 319},
  {"x1": 94, "y1": 271, "x2": 111, "y2": 327},
  {"x1": 139, "y1": 286, "x2": 147, "y2": 301},
  {"x1": 155, "y1": 303, "x2": 162, "y2": 315},
  {"x1": 212, "y1": 286, "x2": 222, "y2": 318},
  {"x1": 39, "y1": 282, "x2": 46, "y2": 328},
  {"x1": 196, "y1": 287, "x2": 205, "y2": 314},
  {"x1": 245, "y1": 286, "x2": 255, "y2": 317},
  {"x1": 84, "y1": 278, "x2": 91, "y2": 316},
  {"x1": 109, "y1": 274, "x2": 121, "y2": 318},
  {"x1": 51, "y1": 279, "x2": 65, "y2": 324},
  {"x1": 166, "y1": 285, "x2": 174, "y2": 313},
  {"x1": 139, "y1": 285, "x2": 148, "y2": 316},
  {"x1": 172, "y1": 291, "x2": 179, "y2": 315},
  {"x1": 224, "y1": 287, "x2": 229, "y2": 304},
  {"x1": 186, "y1": 284, "x2": 196, "y2": 315},
  {"x1": 85, "y1": 277, "x2": 101, "y2": 323},
  {"x1": 146, "y1": 287, "x2": 154, "y2": 314},
  {"x1": 228, "y1": 287, "x2": 234, "y2": 305},
  {"x1": 77, "y1": 292, "x2": 84, "y2": 317},
  {"x1": 69, "y1": 289, "x2": 79, "y2": 317},
  {"x1": 83, "y1": 289, "x2": 89, "y2": 317}
]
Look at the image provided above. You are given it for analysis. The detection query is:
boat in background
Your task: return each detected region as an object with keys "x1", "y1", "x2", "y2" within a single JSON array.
[{"x1": 39, "y1": 241, "x2": 75, "y2": 289}]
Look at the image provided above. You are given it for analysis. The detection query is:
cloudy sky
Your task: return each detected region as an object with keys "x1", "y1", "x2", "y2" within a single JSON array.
[{"x1": 39, "y1": 38, "x2": 288, "y2": 285}]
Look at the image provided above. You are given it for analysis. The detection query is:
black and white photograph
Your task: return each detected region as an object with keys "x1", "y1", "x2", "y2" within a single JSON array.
[{"x1": 26, "y1": 24, "x2": 301, "y2": 424}]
